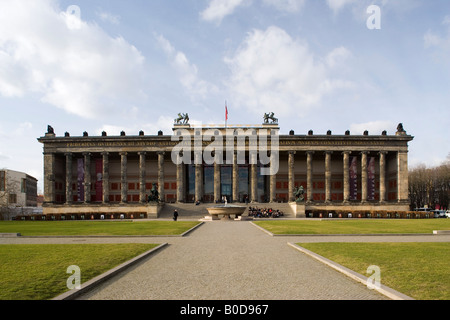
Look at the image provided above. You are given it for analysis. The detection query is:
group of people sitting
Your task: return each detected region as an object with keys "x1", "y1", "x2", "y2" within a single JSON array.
[{"x1": 248, "y1": 207, "x2": 284, "y2": 218}]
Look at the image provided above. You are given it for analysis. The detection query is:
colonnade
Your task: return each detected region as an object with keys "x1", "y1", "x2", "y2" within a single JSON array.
[{"x1": 43, "y1": 149, "x2": 409, "y2": 205}]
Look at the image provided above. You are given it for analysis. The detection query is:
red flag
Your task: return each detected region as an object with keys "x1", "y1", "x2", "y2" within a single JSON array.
[{"x1": 225, "y1": 105, "x2": 228, "y2": 121}]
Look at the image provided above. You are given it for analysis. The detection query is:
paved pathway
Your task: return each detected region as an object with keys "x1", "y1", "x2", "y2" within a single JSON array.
[{"x1": 76, "y1": 222, "x2": 389, "y2": 300}]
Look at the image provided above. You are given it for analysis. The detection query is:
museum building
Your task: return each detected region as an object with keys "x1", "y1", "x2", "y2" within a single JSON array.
[{"x1": 37, "y1": 119, "x2": 414, "y2": 218}]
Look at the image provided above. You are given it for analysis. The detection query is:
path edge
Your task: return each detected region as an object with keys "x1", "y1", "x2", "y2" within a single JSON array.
[
  {"x1": 52, "y1": 242, "x2": 168, "y2": 300},
  {"x1": 287, "y1": 242, "x2": 415, "y2": 301}
]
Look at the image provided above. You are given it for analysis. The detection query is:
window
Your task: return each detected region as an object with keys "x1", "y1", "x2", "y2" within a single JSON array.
[
  {"x1": 9, "y1": 194, "x2": 17, "y2": 204},
  {"x1": 0, "y1": 171, "x2": 5, "y2": 191},
  {"x1": 21, "y1": 179, "x2": 27, "y2": 193}
]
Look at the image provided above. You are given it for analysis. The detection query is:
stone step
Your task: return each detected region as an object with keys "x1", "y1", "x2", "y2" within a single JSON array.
[{"x1": 157, "y1": 202, "x2": 296, "y2": 219}]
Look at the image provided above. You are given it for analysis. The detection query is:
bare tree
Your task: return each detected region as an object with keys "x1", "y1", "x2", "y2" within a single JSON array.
[{"x1": 409, "y1": 154, "x2": 450, "y2": 210}]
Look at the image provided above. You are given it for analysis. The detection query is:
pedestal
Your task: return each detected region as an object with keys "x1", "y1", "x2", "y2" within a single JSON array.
[
  {"x1": 289, "y1": 202, "x2": 306, "y2": 218},
  {"x1": 147, "y1": 203, "x2": 165, "y2": 219}
]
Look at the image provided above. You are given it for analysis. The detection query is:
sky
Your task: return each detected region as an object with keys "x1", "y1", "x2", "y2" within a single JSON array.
[{"x1": 0, "y1": 0, "x2": 449, "y2": 193}]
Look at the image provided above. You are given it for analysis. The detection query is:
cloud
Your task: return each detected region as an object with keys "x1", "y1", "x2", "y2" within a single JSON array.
[
  {"x1": 349, "y1": 120, "x2": 396, "y2": 135},
  {"x1": 0, "y1": 0, "x2": 145, "y2": 119},
  {"x1": 97, "y1": 11, "x2": 121, "y2": 25},
  {"x1": 155, "y1": 34, "x2": 218, "y2": 102},
  {"x1": 325, "y1": 46, "x2": 353, "y2": 68},
  {"x1": 0, "y1": 153, "x2": 9, "y2": 161},
  {"x1": 13, "y1": 122, "x2": 33, "y2": 136},
  {"x1": 326, "y1": 0, "x2": 357, "y2": 13},
  {"x1": 423, "y1": 16, "x2": 450, "y2": 66},
  {"x1": 200, "y1": 0, "x2": 247, "y2": 24},
  {"x1": 424, "y1": 15, "x2": 450, "y2": 48},
  {"x1": 424, "y1": 31, "x2": 442, "y2": 48},
  {"x1": 200, "y1": 0, "x2": 305, "y2": 24},
  {"x1": 262, "y1": 0, "x2": 305, "y2": 13},
  {"x1": 224, "y1": 26, "x2": 353, "y2": 117},
  {"x1": 98, "y1": 115, "x2": 175, "y2": 137},
  {"x1": 326, "y1": 0, "x2": 421, "y2": 20}
]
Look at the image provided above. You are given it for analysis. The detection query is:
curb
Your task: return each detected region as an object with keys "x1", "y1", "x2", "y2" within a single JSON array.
[
  {"x1": 0, "y1": 233, "x2": 21, "y2": 238},
  {"x1": 433, "y1": 230, "x2": 450, "y2": 235},
  {"x1": 249, "y1": 223, "x2": 436, "y2": 237},
  {"x1": 249, "y1": 222, "x2": 275, "y2": 236},
  {"x1": 287, "y1": 242, "x2": 414, "y2": 301},
  {"x1": 180, "y1": 221, "x2": 204, "y2": 236},
  {"x1": 52, "y1": 242, "x2": 168, "y2": 300},
  {"x1": 269, "y1": 233, "x2": 433, "y2": 237},
  {"x1": 19, "y1": 222, "x2": 205, "y2": 239}
]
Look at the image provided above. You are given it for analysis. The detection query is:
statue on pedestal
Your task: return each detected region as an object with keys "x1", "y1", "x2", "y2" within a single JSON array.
[
  {"x1": 263, "y1": 112, "x2": 278, "y2": 124},
  {"x1": 174, "y1": 113, "x2": 190, "y2": 125},
  {"x1": 396, "y1": 123, "x2": 407, "y2": 136},
  {"x1": 293, "y1": 186, "x2": 305, "y2": 203},
  {"x1": 148, "y1": 183, "x2": 160, "y2": 203}
]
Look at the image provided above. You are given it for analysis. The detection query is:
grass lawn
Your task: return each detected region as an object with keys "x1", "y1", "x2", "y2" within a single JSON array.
[
  {"x1": 0, "y1": 220, "x2": 200, "y2": 236},
  {"x1": 297, "y1": 242, "x2": 450, "y2": 300},
  {"x1": 254, "y1": 219, "x2": 450, "y2": 235},
  {"x1": 0, "y1": 243, "x2": 159, "y2": 300}
]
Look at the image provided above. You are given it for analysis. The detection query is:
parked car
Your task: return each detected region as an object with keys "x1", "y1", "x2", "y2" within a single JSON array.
[
  {"x1": 446, "y1": 210, "x2": 450, "y2": 218},
  {"x1": 433, "y1": 210, "x2": 446, "y2": 218}
]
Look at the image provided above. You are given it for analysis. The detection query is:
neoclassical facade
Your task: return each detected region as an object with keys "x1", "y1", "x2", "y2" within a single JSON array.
[{"x1": 38, "y1": 121, "x2": 413, "y2": 217}]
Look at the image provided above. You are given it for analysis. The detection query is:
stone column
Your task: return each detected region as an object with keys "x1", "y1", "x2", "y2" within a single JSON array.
[
  {"x1": 397, "y1": 151, "x2": 409, "y2": 203},
  {"x1": 214, "y1": 160, "x2": 221, "y2": 203},
  {"x1": 120, "y1": 152, "x2": 128, "y2": 203},
  {"x1": 82, "y1": 153, "x2": 91, "y2": 204},
  {"x1": 195, "y1": 163, "x2": 203, "y2": 203},
  {"x1": 157, "y1": 152, "x2": 165, "y2": 203},
  {"x1": 177, "y1": 153, "x2": 184, "y2": 203},
  {"x1": 102, "y1": 152, "x2": 109, "y2": 204},
  {"x1": 379, "y1": 151, "x2": 387, "y2": 203},
  {"x1": 65, "y1": 153, "x2": 73, "y2": 204},
  {"x1": 43, "y1": 153, "x2": 56, "y2": 204},
  {"x1": 195, "y1": 152, "x2": 203, "y2": 203},
  {"x1": 325, "y1": 151, "x2": 332, "y2": 203},
  {"x1": 361, "y1": 152, "x2": 368, "y2": 202},
  {"x1": 288, "y1": 151, "x2": 296, "y2": 202},
  {"x1": 342, "y1": 151, "x2": 351, "y2": 203},
  {"x1": 306, "y1": 151, "x2": 314, "y2": 203},
  {"x1": 138, "y1": 152, "x2": 146, "y2": 203},
  {"x1": 250, "y1": 153, "x2": 257, "y2": 203},
  {"x1": 232, "y1": 151, "x2": 239, "y2": 203},
  {"x1": 269, "y1": 158, "x2": 276, "y2": 203}
]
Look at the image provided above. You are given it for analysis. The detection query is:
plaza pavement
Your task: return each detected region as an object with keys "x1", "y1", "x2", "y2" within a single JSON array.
[{"x1": 2, "y1": 219, "x2": 449, "y2": 300}]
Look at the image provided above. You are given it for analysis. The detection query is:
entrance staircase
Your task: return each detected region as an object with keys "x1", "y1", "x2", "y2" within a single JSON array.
[{"x1": 157, "y1": 202, "x2": 295, "y2": 220}]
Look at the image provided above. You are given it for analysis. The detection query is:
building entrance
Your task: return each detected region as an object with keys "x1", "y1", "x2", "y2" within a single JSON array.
[{"x1": 221, "y1": 166, "x2": 232, "y2": 202}]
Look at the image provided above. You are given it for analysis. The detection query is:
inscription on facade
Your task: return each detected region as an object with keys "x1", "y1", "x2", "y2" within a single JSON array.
[
  {"x1": 65, "y1": 139, "x2": 389, "y2": 149},
  {"x1": 279, "y1": 140, "x2": 387, "y2": 146},
  {"x1": 66, "y1": 141, "x2": 176, "y2": 148}
]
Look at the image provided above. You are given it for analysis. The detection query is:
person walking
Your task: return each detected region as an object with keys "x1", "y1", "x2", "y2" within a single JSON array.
[{"x1": 173, "y1": 209, "x2": 179, "y2": 221}]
